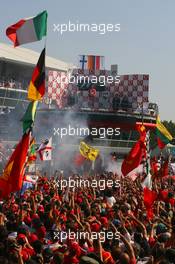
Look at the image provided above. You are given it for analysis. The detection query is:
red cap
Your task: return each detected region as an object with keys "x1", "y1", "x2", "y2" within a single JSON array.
[
  {"x1": 32, "y1": 213, "x2": 40, "y2": 220},
  {"x1": 37, "y1": 225, "x2": 46, "y2": 238},
  {"x1": 28, "y1": 233, "x2": 38, "y2": 244},
  {"x1": 70, "y1": 242, "x2": 81, "y2": 257},
  {"x1": 100, "y1": 217, "x2": 108, "y2": 226},
  {"x1": 43, "y1": 177, "x2": 48, "y2": 181},
  {"x1": 91, "y1": 223, "x2": 101, "y2": 232},
  {"x1": 12, "y1": 204, "x2": 19, "y2": 212},
  {"x1": 77, "y1": 197, "x2": 83, "y2": 203},
  {"x1": 103, "y1": 251, "x2": 114, "y2": 263},
  {"x1": 24, "y1": 216, "x2": 32, "y2": 225},
  {"x1": 17, "y1": 233, "x2": 26, "y2": 240},
  {"x1": 38, "y1": 205, "x2": 44, "y2": 212}
]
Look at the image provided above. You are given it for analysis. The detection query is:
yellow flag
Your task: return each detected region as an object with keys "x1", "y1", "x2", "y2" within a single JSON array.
[
  {"x1": 79, "y1": 141, "x2": 99, "y2": 161},
  {"x1": 156, "y1": 116, "x2": 173, "y2": 141}
]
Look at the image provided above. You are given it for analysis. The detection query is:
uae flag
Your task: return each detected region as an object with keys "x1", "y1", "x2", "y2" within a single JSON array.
[
  {"x1": 28, "y1": 48, "x2": 45, "y2": 101},
  {"x1": 6, "y1": 10, "x2": 47, "y2": 47}
]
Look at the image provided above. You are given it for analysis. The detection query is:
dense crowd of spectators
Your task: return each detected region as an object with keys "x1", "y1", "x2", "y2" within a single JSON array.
[
  {"x1": 0, "y1": 171, "x2": 175, "y2": 263},
  {"x1": 0, "y1": 79, "x2": 29, "y2": 90}
]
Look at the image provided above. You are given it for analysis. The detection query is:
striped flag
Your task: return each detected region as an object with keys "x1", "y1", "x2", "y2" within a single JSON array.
[
  {"x1": 156, "y1": 116, "x2": 173, "y2": 149},
  {"x1": 6, "y1": 10, "x2": 47, "y2": 47},
  {"x1": 28, "y1": 48, "x2": 45, "y2": 101},
  {"x1": 78, "y1": 55, "x2": 105, "y2": 70}
]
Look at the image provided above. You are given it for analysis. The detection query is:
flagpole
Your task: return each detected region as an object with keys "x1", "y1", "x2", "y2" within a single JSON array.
[
  {"x1": 159, "y1": 151, "x2": 164, "y2": 187},
  {"x1": 35, "y1": 155, "x2": 37, "y2": 178},
  {"x1": 49, "y1": 160, "x2": 52, "y2": 178},
  {"x1": 44, "y1": 11, "x2": 48, "y2": 49},
  {"x1": 44, "y1": 34, "x2": 47, "y2": 49},
  {"x1": 141, "y1": 102, "x2": 144, "y2": 125},
  {"x1": 44, "y1": 23, "x2": 47, "y2": 107},
  {"x1": 19, "y1": 160, "x2": 28, "y2": 199},
  {"x1": 168, "y1": 153, "x2": 172, "y2": 189},
  {"x1": 19, "y1": 130, "x2": 32, "y2": 198}
]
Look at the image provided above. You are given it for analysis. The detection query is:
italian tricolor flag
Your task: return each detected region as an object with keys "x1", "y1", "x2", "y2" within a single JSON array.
[{"x1": 6, "y1": 10, "x2": 47, "y2": 47}]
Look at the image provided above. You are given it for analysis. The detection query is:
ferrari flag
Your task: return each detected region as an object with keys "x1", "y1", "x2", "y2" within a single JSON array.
[
  {"x1": 79, "y1": 141, "x2": 99, "y2": 161},
  {"x1": 0, "y1": 132, "x2": 30, "y2": 198}
]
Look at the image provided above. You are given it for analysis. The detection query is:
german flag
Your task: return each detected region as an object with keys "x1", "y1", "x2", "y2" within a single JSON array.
[{"x1": 28, "y1": 48, "x2": 45, "y2": 101}]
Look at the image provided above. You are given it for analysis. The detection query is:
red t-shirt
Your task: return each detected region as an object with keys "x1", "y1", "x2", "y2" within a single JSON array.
[
  {"x1": 21, "y1": 247, "x2": 35, "y2": 261},
  {"x1": 102, "y1": 250, "x2": 115, "y2": 264},
  {"x1": 130, "y1": 257, "x2": 136, "y2": 264},
  {"x1": 63, "y1": 255, "x2": 79, "y2": 264}
]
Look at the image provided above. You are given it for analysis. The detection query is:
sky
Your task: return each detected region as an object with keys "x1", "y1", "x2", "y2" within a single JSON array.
[{"x1": 0, "y1": 0, "x2": 174, "y2": 121}]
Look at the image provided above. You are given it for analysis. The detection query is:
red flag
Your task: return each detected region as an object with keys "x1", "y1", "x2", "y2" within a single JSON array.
[
  {"x1": 157, "y1": 137, "x2": 166, "y2": 149},
  {"x1": 159, "y1": 189, "x2": 169, "y2": 202},
  {"x1": 121, "y1": 126, "x2": 146, "y2": 176},
  {"x1": 159, "y1": 189, "x2": 175, "y2": 206},
  {"x1": 150, "y1": 157, "x2": 159, "y2": 177},
  {"x1": 121, "y1": 140, "x2": 146, "y2": 176},
  {"x1": 144, "y1": 187, "x2": 157, "y2": 220},
  {"x1": 136, "y1": 124, "x2": 147, "y2": 141},
  {"x1": 0, "y1": 133, "x2": 30, "y2": 198}
]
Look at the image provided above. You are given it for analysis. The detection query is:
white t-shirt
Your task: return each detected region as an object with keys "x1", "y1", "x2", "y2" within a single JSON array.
[{"x1": 106, "y1": 196, "x2": 116, "y2": 207}]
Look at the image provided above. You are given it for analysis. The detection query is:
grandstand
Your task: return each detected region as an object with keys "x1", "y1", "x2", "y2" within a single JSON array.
[
  {"x1": 0, "y1": 43, "x2": 158, "y2": 161},
  {"x1": 0, "y1": 42, "x2": 74, "y2": 139}
]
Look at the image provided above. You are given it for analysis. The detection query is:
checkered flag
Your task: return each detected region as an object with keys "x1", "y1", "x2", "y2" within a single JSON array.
[{"x1": 48, "y1": 71, "x2": 69, "y2": 108}]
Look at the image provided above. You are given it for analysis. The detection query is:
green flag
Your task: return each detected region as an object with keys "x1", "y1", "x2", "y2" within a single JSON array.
[{"x1": 22, "y1": 101, "x2": 38, "y2": 133}]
